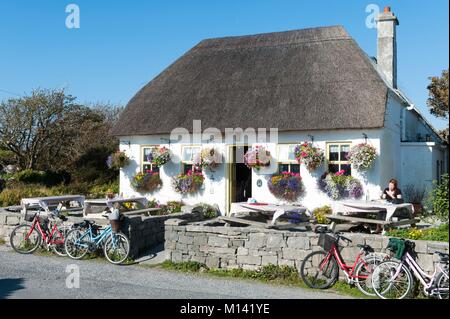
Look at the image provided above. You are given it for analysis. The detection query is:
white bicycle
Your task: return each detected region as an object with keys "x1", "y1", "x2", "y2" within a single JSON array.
[{"x1": 372, "y1": 240, "x2": 449, "y2": 299}]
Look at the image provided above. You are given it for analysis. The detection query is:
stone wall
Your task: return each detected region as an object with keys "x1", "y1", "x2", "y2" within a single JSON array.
[
  {"x1": 164, "y1": 219, "x2": 449, "y2": 273},
  {"x1": 0, "y1": 207, "x2": 203, "y2": 259}
]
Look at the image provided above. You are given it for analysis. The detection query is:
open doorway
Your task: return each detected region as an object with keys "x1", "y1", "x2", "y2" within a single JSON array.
[{"x1": 229, "y1": 146, "x2": 252, "y2": 206}]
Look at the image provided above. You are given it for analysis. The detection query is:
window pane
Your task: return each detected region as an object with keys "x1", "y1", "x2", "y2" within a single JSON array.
[
  {"x1": 341, "y1": 164, "x2": 352, "y2": 176},
  {"x1": 192, "y1": 147, "x2": 201, "y2": 159},
  {"x1": 278, "y1": 145, "x2": 289, "y2": 162},
  {"x1": 143, "y1": 148, "x2": 153, "y2": 162},
  {"x1": 329, "y1": 164, "x2": 339, "y2": 174},
  {"x1": 143, "y1": 164, "x2": 152, "y2": 172},
  {"x1": 329, "y1": 145, "x2": 339, "y2": 161},
  {"x1": 152, "y1": 166, "x2": 160, "y2": 173},
  {"x1": 340, "y1": 145, "x2": 350, "y2": 161},
  {"x1": 278, "y1": 164, "x2": 289, "y2": 173},
  {"x1": 290, "y1": 164, "x2": 300, "y2": 174},
  {"x1": 182, "y1": 147, "x2": 192, "y2": 162},
  {"x1": 183, "y1": 164, "x2": 193, "y2": 174},
  {"x1": 288, "y1": 145, "x2": 297, "y2": 161}
]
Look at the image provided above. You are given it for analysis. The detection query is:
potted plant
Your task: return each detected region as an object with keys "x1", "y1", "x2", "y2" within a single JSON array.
[
  {"x1": 244, "y1": 146, "x2": 271, "y2": 171},
  {"x1": 347, "y1": 143, "x2": 378, "y2": 171},
  {"x1": 172, "y1": 170, "x2": 205, "y2": 194},
  {"x1": 193, "y1": 147, "x2": 221, "y2": 170},
  {"x1": 131, "y1": 170, "x2": 163, "y2": 193},
  {"x1": 147, "y1": 147, "x2": 172, "y2": 167},
  {"x1": 318, "y1": 170, "x2": 364, "y2": 200},
  {"x1": 294, "y1": 142, "x2": 325, "y2": 171},
  {"x1": 268, "y1": 171, "x2": 304, "y2": 202},
  {"x1": 107, "y1": 151, "x2": 130, "y2": 170}
]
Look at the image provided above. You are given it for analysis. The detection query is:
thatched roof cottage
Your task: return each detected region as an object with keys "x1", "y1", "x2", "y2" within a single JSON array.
[{"x1": 111, "y1": 7, "x2": 448, "y2": 214}]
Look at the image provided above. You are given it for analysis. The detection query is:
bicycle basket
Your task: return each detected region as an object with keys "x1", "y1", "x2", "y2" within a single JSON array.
[
  {"x1": 110, "y1": 220, "x2": 121, "y2": 233},
  {"x1": 318, "y1": 233, "x2": 336, "y2": 251}
]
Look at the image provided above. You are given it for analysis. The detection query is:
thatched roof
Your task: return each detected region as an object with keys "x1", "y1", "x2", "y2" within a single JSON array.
[{"x1": 111, "y1": 26, "x2": 389, "y2": 136}]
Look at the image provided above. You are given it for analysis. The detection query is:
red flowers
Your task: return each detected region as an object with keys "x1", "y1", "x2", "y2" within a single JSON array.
[
  {"x1": 281, "y1": 171, "x2": 301, "y2": 178},
  {"x1": 335, "y1": 170, "x2": 346, "y2": 176}
]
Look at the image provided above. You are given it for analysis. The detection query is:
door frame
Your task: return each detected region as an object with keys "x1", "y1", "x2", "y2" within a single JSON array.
[{"x1": 226, "y1": 144, "x2": 250, "y2": 215}]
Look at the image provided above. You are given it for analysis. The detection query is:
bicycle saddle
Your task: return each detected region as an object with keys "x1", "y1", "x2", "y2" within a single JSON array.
[
  {"x1": 74, "y1": 220, "x2": 97, "y2": 228},
  {"x1": 357, "y1": 244, "x2": 374, "y2": 253}
]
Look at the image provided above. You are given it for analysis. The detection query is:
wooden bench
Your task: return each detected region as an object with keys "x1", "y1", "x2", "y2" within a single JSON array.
[
  {"x1": 218, "y1": 216, "x2": 313, "y2": 230},
  {"x1": 327, "y1": 215, "x2": 420, "y2": 234}
]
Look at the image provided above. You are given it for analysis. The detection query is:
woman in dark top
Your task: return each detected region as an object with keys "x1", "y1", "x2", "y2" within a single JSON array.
[{"x1": 382, "y1": 179, "x2": 403, "y2": 202}]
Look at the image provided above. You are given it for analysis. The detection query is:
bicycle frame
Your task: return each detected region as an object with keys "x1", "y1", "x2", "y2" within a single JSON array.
[
  {"x1": 393, "y1": 252, "x2": 449, "y2": 297},
  {"x1": 320, "y1": 242, "x2": 370, "y2": 284},
  {"x1": 74, "y1": 224, "x2": 113, "y2": 249},
  {"x1": 26, "y1": 216, "x2": 65, "y2": 246}
]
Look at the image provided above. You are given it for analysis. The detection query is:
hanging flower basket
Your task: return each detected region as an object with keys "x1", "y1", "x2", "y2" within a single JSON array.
[
  {"x1": 107, "y1": 151, "x2": 130, "y2": 170},
  {"x1": 131, "y1": 170, "x2": 162, "y2": 193},
  {"x1": 147, "y1": 147, "x2": 172, "y2": 167},
  {"x1": 268, "y1": 171, "x2": 304, "y2": 202},
  {"x1": 172, "y1": 170, "x2": 205, "y2": 194},
  {"x1": 294, "y1": 142, "x2": 325, "y2": 171},
  {"x1": 318, "y1": 171, "x2": 364, "y2": 200},
  {"x1": 194, "y1": 147, "x2": 221, "y2": 170},
  {"x1": 346, "y1": 143, "x2": 377, "y2": 171},
  {"x1": 244, "y1": 146, "x2": 271, "y2": 170}
]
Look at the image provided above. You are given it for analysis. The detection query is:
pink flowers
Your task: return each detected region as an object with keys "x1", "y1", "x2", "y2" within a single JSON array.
[
  {"x1": 281, "y1": 171, "x2": 301, "y2": 178},
  {"x1": 335, "y1": 170, "x2": 346, "y2": 176}
]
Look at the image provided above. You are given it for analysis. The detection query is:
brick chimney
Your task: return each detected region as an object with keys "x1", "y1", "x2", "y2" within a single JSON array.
[{"x1": 376, "y1": 6, "x2": 399, "y2": 88}]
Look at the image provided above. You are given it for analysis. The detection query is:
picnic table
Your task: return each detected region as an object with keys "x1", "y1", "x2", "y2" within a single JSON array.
[
  {"x1": 329, "y1": 199, "x2": 418, "y2": 234},
  {"x1": 229, "y1": 202, "x2": 310, "y2": 226},
  {"x1": 83, "y1": 197, "x2": 153, "y2": 218},
  {"x1": 20, "y1": 195, "x2": 85, "y2": 215}
]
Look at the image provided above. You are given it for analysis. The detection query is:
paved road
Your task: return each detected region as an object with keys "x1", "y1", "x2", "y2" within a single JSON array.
[{"x1": 0, "y1": 248, "x2": 351, "y2": 299}]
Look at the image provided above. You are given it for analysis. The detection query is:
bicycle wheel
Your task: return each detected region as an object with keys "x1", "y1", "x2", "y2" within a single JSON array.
[
  {"x1": 435, "y1": 271, "x2": 449, "y2": 299},
  {"x1": 10, "y1": 224, "x2": 41, "y2": 254},
  {"x1": 103, "y1": 232, "x2": 130, "y2": 265},
  {"x1": 64, "y1": 228, "x2": 89, "y2": 260},
  {"x1": 51, "y1": 226, "x2": 71, "y2": 257},
  {"x1": 300, "y1": 250, "x2": 339, "y2": 289},
  {"x1": 354, "y1": 254, "x2": 386, "y2": 296},
  {"x1": 372, "y1": 260, "x2": 413, "y2": 299}
]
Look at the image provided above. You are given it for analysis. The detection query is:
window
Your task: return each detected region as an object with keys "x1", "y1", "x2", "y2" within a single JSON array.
[
  {"x1": 327, "y1": 143, "x2": 352, "y2": 176},
  {"x1": 141, "y1": 146, "x2": 160, "y2": 173},
  {"x1": 181, "y1": 146, "x2": 202, "y2": 174},
  {"x1": 277, "y1": 144, "x2": 300, "y2": 173}
]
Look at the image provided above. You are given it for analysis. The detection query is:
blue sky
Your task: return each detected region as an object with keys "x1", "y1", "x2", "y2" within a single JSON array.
[{"x1": 0, "y1": 0, "x2": 448, "y2": 130}]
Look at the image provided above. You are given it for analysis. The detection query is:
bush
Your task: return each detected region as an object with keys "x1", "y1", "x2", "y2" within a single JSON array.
[
  {"x1": 194, "y1": 203, "x2": 218, "y2": 219},
  {"x1": 386, "y1": 224, "x2": 449, "y2": 242},
  {"x1": 403, "y1": 184, "x2": 427, "y2": 205},
  {"x1": 425, "y1": 174, "x2": 449, "y2": 222},
  {"x1": 312, "y1": 206, "x2": 332, "y2": 224}
]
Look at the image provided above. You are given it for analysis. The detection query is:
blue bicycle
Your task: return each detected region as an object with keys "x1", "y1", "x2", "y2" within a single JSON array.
[{"x1": 64, "y1": 220, "x2": 130, "y2": 265}]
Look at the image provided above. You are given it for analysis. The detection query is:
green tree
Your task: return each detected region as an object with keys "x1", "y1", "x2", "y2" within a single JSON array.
[{"x1": 427, "y1": 69, "x2": 449, "y2": 141}]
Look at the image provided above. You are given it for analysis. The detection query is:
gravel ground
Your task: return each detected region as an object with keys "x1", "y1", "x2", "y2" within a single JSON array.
[{"x1": 0, "y1": 247, "x2": 351, "y2": 299}]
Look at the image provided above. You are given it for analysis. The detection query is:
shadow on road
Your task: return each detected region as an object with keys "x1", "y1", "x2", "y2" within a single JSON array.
[{"x1": 0, "y1": 278, "x2": 26, "y2": 299}]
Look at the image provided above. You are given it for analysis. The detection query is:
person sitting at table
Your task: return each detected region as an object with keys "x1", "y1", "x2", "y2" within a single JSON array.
[{"x1": 381, "y1": 179, "x2": 403, "y2": 203}]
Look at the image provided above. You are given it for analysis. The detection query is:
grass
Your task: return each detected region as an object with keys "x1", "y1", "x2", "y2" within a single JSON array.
[{"x1": 156, "y1": 261, "x2": 371, "y2": 299}]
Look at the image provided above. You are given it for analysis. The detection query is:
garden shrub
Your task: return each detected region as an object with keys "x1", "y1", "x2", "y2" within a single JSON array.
[
  {"x1": 194, "y1": 203, "x2": 218, "y2": 219},
  {"x1": 386, "y1": 224, "x2": 449, "y2": 242},
  {"x1": 312, "y1": 206, "x2": 332, "y2": 224},
  {"x1": 425, "y1": 174, "x2": 449, "y2": 222}
]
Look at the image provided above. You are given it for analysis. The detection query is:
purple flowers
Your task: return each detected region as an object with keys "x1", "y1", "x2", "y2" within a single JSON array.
[
  {"x1": 318, "y1": 172, "x2": 364, "y2": 200},
  {"x1": 268, "y1": 172, "x2": 304, "y2": 202}
]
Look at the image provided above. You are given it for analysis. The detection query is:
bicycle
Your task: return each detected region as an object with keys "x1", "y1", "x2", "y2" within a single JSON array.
[
  {"x1": 64, "y1": 219, "x2": 130, "y2": 265},
  {"x1": 10, "y1": 209, "x2": 72, "y2": 256},
  {"x1": 300, "y1": 226, "x2": 389, "y2": 296},
  {"x1": 371, "y1": 240, "x2": 449, "y2": 299}
]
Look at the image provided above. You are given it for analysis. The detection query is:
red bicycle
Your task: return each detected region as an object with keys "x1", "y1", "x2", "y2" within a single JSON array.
[
  {"x1": 300, "y1": 226, "x2": 388, "y2": 296},
  {"x1": 10, "y1": 210, "x2": 71, "y2": 256}
]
